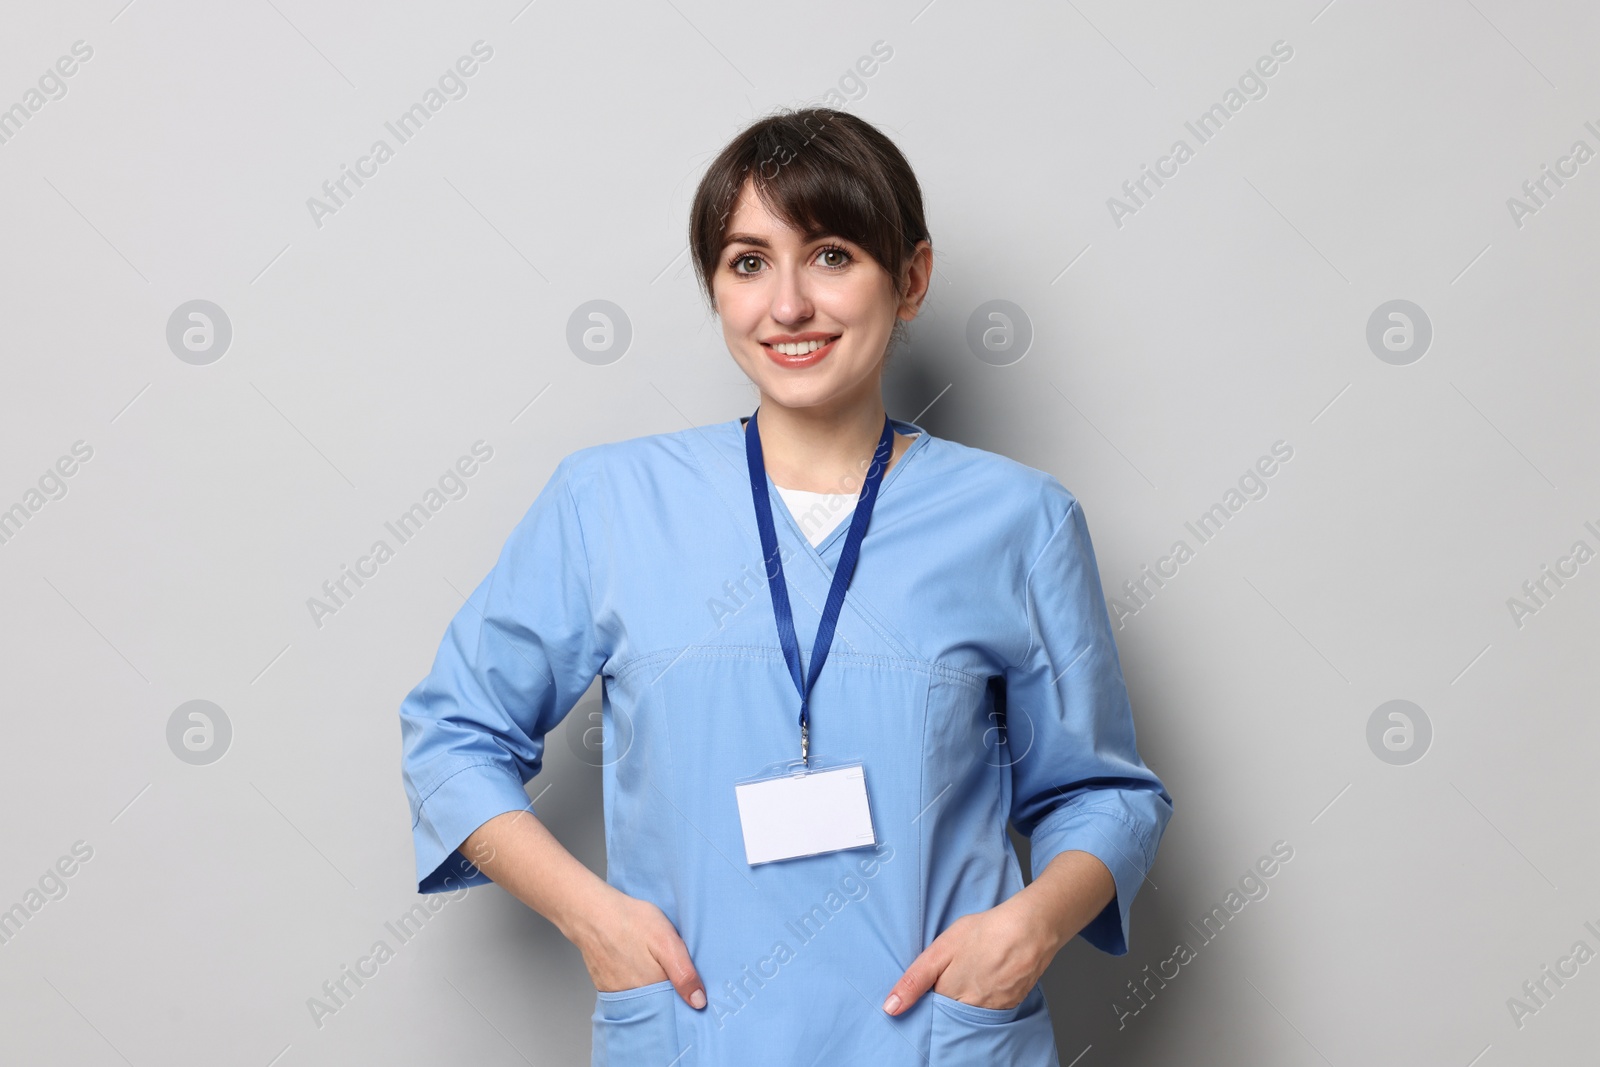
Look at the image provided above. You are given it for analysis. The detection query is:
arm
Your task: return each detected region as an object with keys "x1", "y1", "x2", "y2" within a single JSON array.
[
  {"x1": 883, "y1": 489, "x2": 1173, "y2": 1015},
  {"x1": 461, "y1": 809, "x2": 607, "y2": 948},
  {"x1": 1010, "y1": 849, "x2": 1118, "y2": 956},
  {"x1": 399, "y1": 454, "x2": 707, "y2": 1007},
  {"x1": 1001, "y1": 493, "x2": 1173, "y2": 958},
  {"x1": 400, "y1": 455, "x2": 603, "y2": 896}
]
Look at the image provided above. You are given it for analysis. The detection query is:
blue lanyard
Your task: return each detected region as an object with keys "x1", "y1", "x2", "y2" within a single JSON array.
[{"x1": 744, "y1": 407, "x2": 896, "y2": 766}]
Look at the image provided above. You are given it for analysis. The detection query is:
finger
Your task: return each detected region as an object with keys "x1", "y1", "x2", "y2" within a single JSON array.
[
  {"x1": 656, "y1": 936, "x2": 708, "y2": 1010},
  {"x1": 882, "y1": 949, "x2": 946, "y2": 1016}
]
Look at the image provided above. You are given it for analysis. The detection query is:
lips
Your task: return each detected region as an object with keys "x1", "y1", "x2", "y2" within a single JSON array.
[{"x1": 762, "y1": 335, "x2": 839, "y2": 368}]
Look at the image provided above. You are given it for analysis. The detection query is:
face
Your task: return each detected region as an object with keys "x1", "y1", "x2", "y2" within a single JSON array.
[{"x1": 712, "y1": 180, "x2": 931, "y2": 416}]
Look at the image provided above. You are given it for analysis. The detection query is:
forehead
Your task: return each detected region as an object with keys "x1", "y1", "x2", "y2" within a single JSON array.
[{"x1": 721, "y1": 181, "x2": 830, "y2": 247}]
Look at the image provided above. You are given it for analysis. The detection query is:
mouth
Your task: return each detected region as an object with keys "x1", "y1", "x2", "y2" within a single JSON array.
[{"x1": 761, "y1": 334, "x2": 840, "y2": 368}]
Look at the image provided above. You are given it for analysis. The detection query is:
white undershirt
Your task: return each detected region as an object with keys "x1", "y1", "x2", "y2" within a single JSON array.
[{"x1": 775, "y1": 434, "x2": 920, "y2": 546}]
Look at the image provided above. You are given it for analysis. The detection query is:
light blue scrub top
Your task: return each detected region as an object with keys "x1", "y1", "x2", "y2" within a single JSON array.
[{"x1": 399, "y1": 415, "x2": 1174, "y2": 1066}]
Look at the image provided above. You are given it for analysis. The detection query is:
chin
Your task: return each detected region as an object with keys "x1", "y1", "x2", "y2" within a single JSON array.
[{"x1": 756, "y1": 376, "x2": 851, "y2": 409}]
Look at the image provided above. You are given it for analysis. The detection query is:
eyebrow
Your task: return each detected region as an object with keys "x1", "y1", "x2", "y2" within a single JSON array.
[{"x1": 722, "y1": 228, "x2": 838, "y2": 251}]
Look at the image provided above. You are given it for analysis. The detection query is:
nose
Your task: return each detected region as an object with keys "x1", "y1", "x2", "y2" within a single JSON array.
[{"x1": 768, "y1": 259, "x2": 813, "y2": 327}]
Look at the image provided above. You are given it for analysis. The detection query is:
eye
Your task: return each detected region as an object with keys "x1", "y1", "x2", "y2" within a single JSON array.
[
  {"x1": 816, "y1": 245, "x2": 852, "y2": 269},
  {"x1": 728, "y1": 252, "x2": 764, "y2": 275}
]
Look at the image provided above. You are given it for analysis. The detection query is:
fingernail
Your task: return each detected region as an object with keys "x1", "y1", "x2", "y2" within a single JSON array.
[
  {"x1": 690, "y1": 989, "x2": 707, "y2": 1009},
  {"x1": 882, "y1": 994, "x2": 900, "y2": 1015}
]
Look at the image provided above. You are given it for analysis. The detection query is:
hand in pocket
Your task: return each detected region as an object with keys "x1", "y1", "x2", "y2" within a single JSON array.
[
  {"x1": 882, "y1": 899, "x2": 1055, "y2": 1015},
  {"x1": 577, "y1": 887, "x2": 708, "y2": 1009}
]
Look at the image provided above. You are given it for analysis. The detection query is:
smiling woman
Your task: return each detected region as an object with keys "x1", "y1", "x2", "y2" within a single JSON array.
[{"x1": 397, "y1": 107, "x2": 1174, "y2": 1067}]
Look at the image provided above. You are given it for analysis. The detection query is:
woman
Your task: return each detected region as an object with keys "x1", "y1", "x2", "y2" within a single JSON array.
[{"x1": 399, "y1": 107, "x2": 1173, "y2": 1066}]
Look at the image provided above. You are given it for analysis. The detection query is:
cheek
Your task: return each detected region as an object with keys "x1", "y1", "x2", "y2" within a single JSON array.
[
  {"x1": 818, "y1": 277, "x2": 888, "y2": 329},
  {"x1": 716, "y1": 294, "x2": 770, "y2": 368},
  {"x1": 830, "y1": 284, "x2": 898, "y2": 345},
  {"x1": 714, "y1": 286, "x2": 759, "y2": 335}
]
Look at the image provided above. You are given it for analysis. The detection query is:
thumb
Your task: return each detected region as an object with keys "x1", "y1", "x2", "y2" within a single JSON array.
[
  {"x1": 882, "y1": 949, "x2": 945, "y2": 1017},
  {"x1": 656, "y1": 935, "x2": 708, "y2": 1010}
]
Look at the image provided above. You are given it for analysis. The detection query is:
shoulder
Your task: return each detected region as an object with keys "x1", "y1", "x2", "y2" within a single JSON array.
[
  {"x1": 550, "y1": 423, "x2": 719, "y2": 498},
  {"x1": 914, "y1": 435, "x2": 1082, "y2": 546}
]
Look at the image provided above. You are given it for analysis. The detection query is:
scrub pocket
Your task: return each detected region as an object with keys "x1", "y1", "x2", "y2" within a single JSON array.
[
  {"x1": 928, "y1": 983, "x2": 1060, "y2": 1066},
  {"x1": 591, "y1": 979, "x2": 686, "y2": 1067}
]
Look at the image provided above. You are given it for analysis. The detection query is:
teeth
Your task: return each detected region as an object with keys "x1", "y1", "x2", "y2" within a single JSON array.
[{"x1": 774, "y1": 338, "x2": 831, "y2": 356}]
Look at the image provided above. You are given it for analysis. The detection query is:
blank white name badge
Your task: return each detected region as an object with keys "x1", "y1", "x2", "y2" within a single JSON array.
[{"x1": 733, "y1": 760, "x2": 877, "y2": 865}]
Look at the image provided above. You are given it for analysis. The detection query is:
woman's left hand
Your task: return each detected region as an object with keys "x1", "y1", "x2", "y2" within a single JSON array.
[{"x1": 880, "y1": 894, "x2": 1060, "y2": 1015}]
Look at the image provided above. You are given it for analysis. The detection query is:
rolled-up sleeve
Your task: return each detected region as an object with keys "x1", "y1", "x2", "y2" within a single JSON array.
[
  {"x1": 1004, "y1": 488, "x2": 1174, "y2": 956},
  {"x1": 399, "y1": 454, "x2": 607, "y2": 894}
]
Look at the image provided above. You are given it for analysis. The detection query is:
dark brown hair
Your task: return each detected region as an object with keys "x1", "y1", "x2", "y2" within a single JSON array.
[{"x1": 688, "y1": 108, "x2": 931, "y2": 319}]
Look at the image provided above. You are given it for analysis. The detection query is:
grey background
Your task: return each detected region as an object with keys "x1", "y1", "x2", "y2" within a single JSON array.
[{"x1": 2, "y1": 0, "x2": 1596, "y2": 1063}]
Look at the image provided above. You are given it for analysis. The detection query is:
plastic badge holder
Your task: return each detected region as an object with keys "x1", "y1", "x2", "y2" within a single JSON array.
[{"x1": 733, "y1": 757, "x2": 879, "y2": 866}]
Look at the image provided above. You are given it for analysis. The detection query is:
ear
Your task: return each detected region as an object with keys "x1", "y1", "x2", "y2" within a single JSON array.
[{"x1": 897, "y1": 240, "x2": 934, "y2": 321}]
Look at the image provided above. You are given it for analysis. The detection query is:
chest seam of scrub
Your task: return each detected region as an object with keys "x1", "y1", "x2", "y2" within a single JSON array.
[
  {"x1": 916, "y1": 674, "x2": 931, "y2": 971},
  {"x1": 609, "y1": 644, "x2": 989, "y2": 690}
]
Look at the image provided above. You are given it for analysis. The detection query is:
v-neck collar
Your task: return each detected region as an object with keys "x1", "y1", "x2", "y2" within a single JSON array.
[{"x1": 734, "y1": 413, "x2": 931, "y2": 566}]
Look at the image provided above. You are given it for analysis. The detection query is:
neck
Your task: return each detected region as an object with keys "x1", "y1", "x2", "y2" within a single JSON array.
[{"x1": 747, "y1": 391, "x2": 910, "y2": 494}]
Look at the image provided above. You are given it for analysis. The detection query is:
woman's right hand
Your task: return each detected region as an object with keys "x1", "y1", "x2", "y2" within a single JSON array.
[
  {"x1": 458, "y1": 811, "x2": 708, "y2": 1010},
  {"x1": 573, "y1": 885, "x2": 708, "y2": 1010}
]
